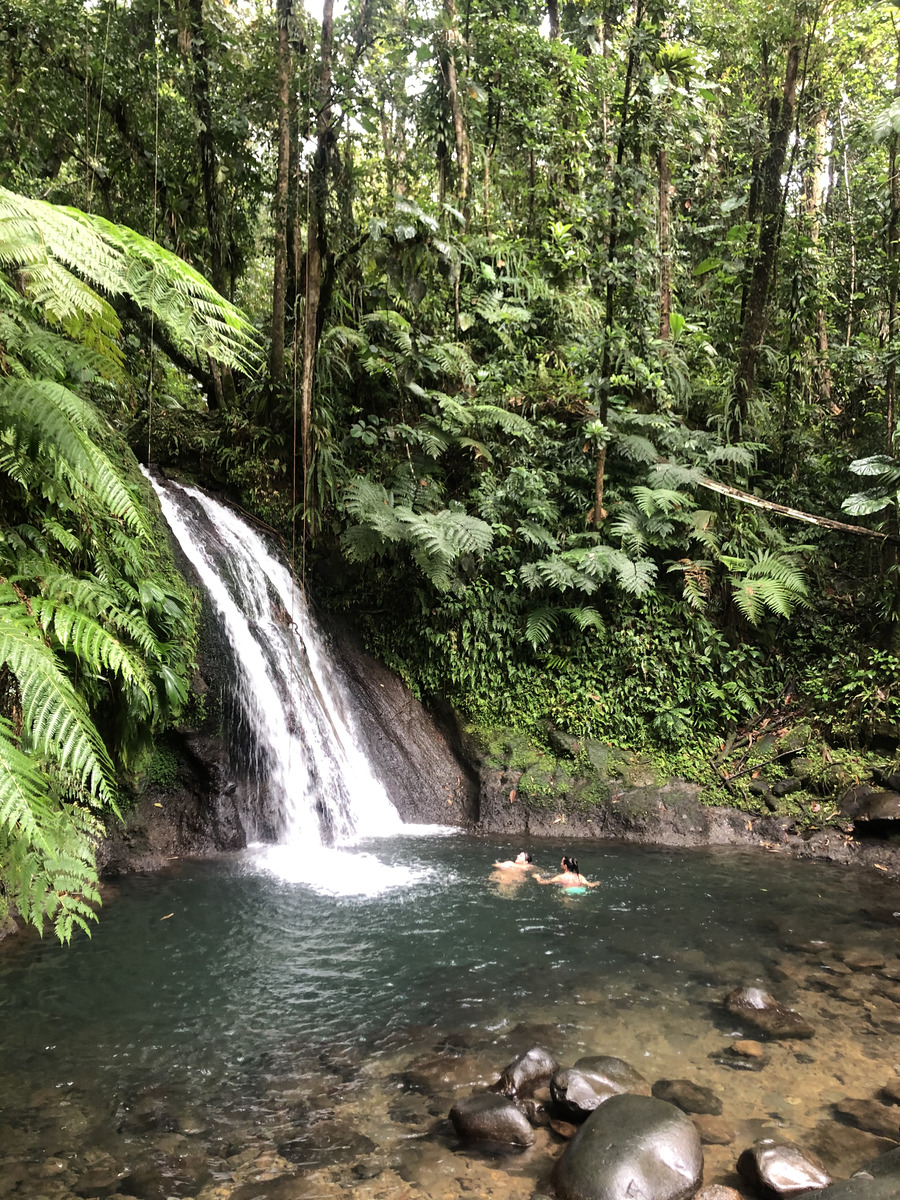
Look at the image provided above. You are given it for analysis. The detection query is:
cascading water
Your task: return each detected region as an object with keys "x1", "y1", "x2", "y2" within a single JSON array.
[{"x1": 149, "y1": 473, "x2": 431, "y2": 895}]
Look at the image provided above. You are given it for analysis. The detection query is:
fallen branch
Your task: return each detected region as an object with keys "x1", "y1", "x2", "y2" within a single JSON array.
[{"x1": 697, "y1": 474, "x2": 900, "y2": 544}]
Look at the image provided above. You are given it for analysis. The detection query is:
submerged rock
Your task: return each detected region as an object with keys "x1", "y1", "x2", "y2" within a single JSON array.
[
  {"x1": 495, "y1": 1045, "x2": 559, "y2": 1098},
  {"x1": 834, "y1": 1098, "x2": 900, "y2": 1142},
  {"x1": 724, "y1": 986, "x2": 815, "y2": 1039},
  {"x1": 692, "y1": 1114, "x2": 735, "y2": 1145},
  {"x1": 737, "y1": 1138, "x2": 832, "y2": 1197},
  {"x1": 449, "y1": 1093, "x2": 535, "y2": 1147},
  {"x1": 794, "y1": 1145, "x2": 900, "y2": 1198},
  {"x1": 651, "y1": 1079, "x2": 722, "y2": 1116},
  {"x1": 552, "y1": 1093, "x2": 702, "y2": 1200}
]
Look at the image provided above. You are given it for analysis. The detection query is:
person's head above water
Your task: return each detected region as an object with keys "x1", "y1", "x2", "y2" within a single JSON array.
[
  {"x1": 515, "y1": 852, "x2": 533, "y2": 864},
  {"x1": 561, "y1": 856, "x2": 578, "y2": 874}
]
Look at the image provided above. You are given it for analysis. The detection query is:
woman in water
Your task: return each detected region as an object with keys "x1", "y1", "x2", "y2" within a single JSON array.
[{"x1": 535, "y1": 856, "x2": 599, "y2": 892}]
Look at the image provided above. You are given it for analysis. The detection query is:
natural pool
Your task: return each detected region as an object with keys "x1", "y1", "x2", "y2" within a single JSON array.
[{"x1": 1, "y1": 834, "x2": 900, "y2": 1199}]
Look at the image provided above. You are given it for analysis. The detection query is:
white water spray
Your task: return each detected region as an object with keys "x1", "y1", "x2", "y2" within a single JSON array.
[{"x1": 149, "y1": 475, "x2": 428, "y2": 895}]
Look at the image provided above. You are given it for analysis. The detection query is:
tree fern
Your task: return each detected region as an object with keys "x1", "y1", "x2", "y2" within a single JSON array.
[
  {"x1": 0, "y1": 188, "x2": 253, "y2": 939},
  {"x1": 724, "y1": 551, "x2": 810, "y2": 624}
]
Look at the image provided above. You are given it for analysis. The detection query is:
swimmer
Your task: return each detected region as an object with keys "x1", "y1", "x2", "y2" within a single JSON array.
[
  {"x1": 492, "y1": 851, "x2": 535, "y2": 871},
  {"x1": 535, "y1": 856, "x2": 600, "y2": 891}
]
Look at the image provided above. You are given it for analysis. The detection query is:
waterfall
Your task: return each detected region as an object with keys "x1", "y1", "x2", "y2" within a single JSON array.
[{"x1": 149, "y1": 474, "x2": 427, "y2": 895}]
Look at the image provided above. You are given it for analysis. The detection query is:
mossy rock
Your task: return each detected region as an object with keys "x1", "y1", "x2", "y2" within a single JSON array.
[
  {"x1": 606, "y1": 748, "x2": 662, "y2": 789},
  {"x1": 517, "y1": 761, "x2": 575, "y2": 808}
]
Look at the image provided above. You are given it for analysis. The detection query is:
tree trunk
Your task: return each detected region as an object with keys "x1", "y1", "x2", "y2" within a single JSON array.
[
  {"x1": 270, "y1": 0, "x2": 293, "y2": 384},
  {"x1": 593, "y1": 0, "x2": 643, "y2": 527},
  {"x1": 186, "y1": 0, "x2": 224, "y2": 295},
  {"x1": 731, "y1": 36, "x2": 801, "y2": 438},
  {"x1": 887, "y1": 40, "x2": 900, "y2": 453},
  {"x1": 300, "y1": 0, "x2": 334, "y2": 477},
  {"x1": 440, "y1": 0, "x2": 470, "y2": 225},
  {"x1": 658, "y1": 146, "x2": 672, "y2": 342},
  {"x1": 547, "y1": 0, "x2": 560, "y2": 39},
  {"x1": 804, "y1": 101, "x2": 832, "y2": 403}
]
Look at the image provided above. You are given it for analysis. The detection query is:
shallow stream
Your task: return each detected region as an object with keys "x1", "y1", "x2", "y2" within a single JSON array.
[{"x1": 2, "y1": 834, "x2": 900, "y2": 1199}]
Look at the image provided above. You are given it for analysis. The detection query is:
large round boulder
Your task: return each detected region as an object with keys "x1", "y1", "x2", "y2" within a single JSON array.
[
  {"x1": 737, "y1": 1138, "x2": 832, "y2": 1196},
  {"x1": 449, "y1": 1093, "x2": 535, "y2": 1147},
  {"x1": 495, "y1": 1046, "x2": 559, "y2": 1099},
  {"x1": 553, "y1": 1093, "x2": 703, "y2": 1200},
  {"x1": 724, "y1": 987, "x2": 815, "y2": 1039}
]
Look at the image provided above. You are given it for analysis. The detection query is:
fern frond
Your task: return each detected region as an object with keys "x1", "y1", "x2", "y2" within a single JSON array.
[
  {"x1": 524, "y1": 607, "x2": 559, "y2": 648},
  {"x1": 0, "y1": 585, "x2": 118, "y2": 809}
]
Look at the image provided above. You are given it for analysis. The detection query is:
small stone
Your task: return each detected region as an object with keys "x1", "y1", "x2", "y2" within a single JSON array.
[
  {"x1": 882, "y1": 1078, "x2": 900, "y2": 1106},
  {"x1": 731, "y1": 1040, "x2": 766, "y2": 1059},
  {"x1": 724, "y1": 986, "x2": 815, "y2": 1039},
  {"x1": 692, "y1": 1115, "x2": 736, "y2": 1145},
  {"x1": 449, "y1": 1093, "x2": 535, "y2": 1147},
  {"x1": 695, "y1": 1188, "x2": 743, "y2": 1200}
]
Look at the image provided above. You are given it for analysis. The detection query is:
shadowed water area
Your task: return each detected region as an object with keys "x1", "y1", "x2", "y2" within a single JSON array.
[{"x1": 2, "y1": 836, "x2": 900, "y2": 1198}]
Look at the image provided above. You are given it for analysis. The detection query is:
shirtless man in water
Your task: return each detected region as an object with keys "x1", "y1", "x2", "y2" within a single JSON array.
[{"x1": 492, "y1": 851, "x2": 535, "y2": 871}]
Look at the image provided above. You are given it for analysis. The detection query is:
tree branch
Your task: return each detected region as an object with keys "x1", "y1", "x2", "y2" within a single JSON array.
[{"x1": 697, "y1": 474, "x2": 900, "y2": 544}]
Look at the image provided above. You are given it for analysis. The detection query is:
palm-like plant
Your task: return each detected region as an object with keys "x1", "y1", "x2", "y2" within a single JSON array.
[{"x1": 0, "y1": 187, "x2": 260, "y2": 941}]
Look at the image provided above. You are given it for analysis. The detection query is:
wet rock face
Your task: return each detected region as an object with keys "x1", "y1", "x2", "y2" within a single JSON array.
[
  {"x1": 737, "y1": 1138, "x2": 832, "y2": 1197},
  {"x1": 552, "y1": 1093, "x2": 703, "y2": 1200},
  {"x1": 323, "y1": 622, "x2": 479, "y2": 826},
  {"x1": 495, "y1": 1046, "x2": 559, "y2": 1099},
  {"x1": 724, "y1": 986, "x2": 815, "y2": 1039},
  {"x1": 449, "y1": 1093, "x2": 535, "y2": 1147}
]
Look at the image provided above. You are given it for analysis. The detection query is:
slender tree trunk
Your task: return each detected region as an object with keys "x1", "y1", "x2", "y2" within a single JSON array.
[
  {"x1": 731, "y1": 36, "x2": 801, "y2": 438},
  {"x1": 802, "y1": 100, "x2": 832, "y2": 404},
  {"x1": 593, "y1": 0, "x2": 643, "y2": 526},
  {"x1": 300, "y1": 0, "x2": 334, "y2": 476},
  {"x1": 270, "y1": 0, "x2": 293, "y2": 383},
  {"x1": 839, "y1": 105, "x2": 857, "y2": 348},
  {"x1": 658, "y1": 146, "x2": 672, "y2": 342},
  {"x1": 887, "y1": 40, "x2": 900, "y2": 453},
  {"x1": 440, "y1": 0, "x2": 470, "y2": 225},
  {"x1": 186, "y1": 0, "x2": 231, "y2": 408},
  {"x1": 547, "y1": 0, "x2": 560, "y2": 38}
]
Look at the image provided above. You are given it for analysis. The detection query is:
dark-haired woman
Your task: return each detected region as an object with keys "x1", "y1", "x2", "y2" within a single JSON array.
[{"x1": 535, "y1": 856, "x2": 599, "y2": 892}]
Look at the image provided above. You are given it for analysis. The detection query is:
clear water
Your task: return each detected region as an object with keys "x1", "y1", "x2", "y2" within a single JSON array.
[{"x1": 2, "y1": 835, "x2": 900, "y2": 1199}]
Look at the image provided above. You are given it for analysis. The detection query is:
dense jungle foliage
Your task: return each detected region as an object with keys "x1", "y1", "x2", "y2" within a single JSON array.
[{"x1": 4, "y1": 0, "x2": 900, "y2": 933}]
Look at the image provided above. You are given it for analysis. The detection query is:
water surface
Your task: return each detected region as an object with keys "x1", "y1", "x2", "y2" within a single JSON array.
[{"x1": 2, "y1": 835, "x2": 899, "y2": 1198}]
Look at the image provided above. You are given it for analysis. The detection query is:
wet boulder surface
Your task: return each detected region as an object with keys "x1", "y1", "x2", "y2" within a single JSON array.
[
  {"x1": 495, "y1": 1045, "x2": 559, "y2": 1098},
  {"x1": 448, "y1": 1092, "x2": 535, "y2": 1147},
  {"x1": 552, "y1": 1093, "x2": 703, "y2": 1200},
  {"x1": 737, "y1": 1138, "x2": 832, "y2": 1197}
]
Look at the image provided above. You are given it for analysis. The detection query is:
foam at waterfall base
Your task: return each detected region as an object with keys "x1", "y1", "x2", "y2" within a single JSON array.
[{"x1": 247, "y1": 843, "x2": 437, "y2": 897}]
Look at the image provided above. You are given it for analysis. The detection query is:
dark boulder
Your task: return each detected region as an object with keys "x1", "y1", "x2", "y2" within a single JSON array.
[
  {"x1": 794, "y1": 1146, "x2": 900, "y2": 1198},
  {"x1": 449, "y1": 1093, "x2": 535, "y2": 1147},
  {"x1": 840, "y1": 788, "x2": 900, "y2": 821},
  {"x1": 553, "y1": 1093, "x2": 703, "y2": 1200},
  {"x1": 495, "y1": 1046, "x2": 559, "y2": 1098},
  {"x1": 652, "y1": 1079, "x2": 722, "y2": 1116},
  {"x1": 737, "y1": 1138, "x2": 832, "y2": 1197},
  {"x1": 574, "y1": 1055, "x2": 651, "y2": 1096},
  {"x1": 724, "y1": 986, "x2": 815, "y2": 1039},
  {"x1": 551, "y1": 1069, "x2": 617, "y2": 1123}
]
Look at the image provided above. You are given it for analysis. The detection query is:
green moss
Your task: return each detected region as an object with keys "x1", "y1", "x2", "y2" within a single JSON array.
[{"x1": 146, "y1": 745, "x2": 180, "y2": 791}]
